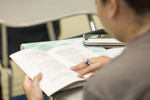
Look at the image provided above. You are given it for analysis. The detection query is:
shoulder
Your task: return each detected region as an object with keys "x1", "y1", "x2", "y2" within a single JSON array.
[
  {"x1": 84, "y1": 48, "x2": 150, "y2": 100},
  {"x1": 84, "y1": 30, "x2": 150, "y2": 100}
]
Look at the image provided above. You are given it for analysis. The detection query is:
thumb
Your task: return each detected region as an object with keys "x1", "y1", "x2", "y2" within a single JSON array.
[
  {"x1": 33, "y1": 73, "x2": 43, "y2": 86},
  {"x1": 37, "y1": 73, "x2": 43, "y2": 81}
]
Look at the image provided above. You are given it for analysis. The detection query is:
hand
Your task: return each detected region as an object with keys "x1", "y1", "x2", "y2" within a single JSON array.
[
  {"x1": 23, "y1": 73, "x2": 44, "y2": 100},
  {"x1": 70, "y1": 56, "x2": 112, "y2": 78}
]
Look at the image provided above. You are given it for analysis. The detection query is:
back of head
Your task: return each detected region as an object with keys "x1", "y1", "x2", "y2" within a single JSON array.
[
  {"x1": 124, "y1": 0, "x2": 150, "y2": 15},
  {"x1": 102, "y1": 0, "x2": 150, "y2": 15},
  {"x1": 100, "y1": 0, "x2": 150, "y2": 42}
]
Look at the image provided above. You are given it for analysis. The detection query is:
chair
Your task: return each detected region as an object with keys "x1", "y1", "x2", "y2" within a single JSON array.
[{"x1": 0, "y1": 0, "x2": 97, "y2": 98}]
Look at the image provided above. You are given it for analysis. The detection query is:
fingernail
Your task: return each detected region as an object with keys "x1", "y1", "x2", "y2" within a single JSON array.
[
  {"x1": 77, "y1": 74, "x2": 81, "y2": 78},
  {"x1": 70, "y1": 66, "x2": 74, "y2": 69},
  {"x1": 38, "y1": 73, "x2": 42, "y2": 76}
]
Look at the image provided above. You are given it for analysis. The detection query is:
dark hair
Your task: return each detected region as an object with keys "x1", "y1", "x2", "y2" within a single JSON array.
[{"x1": 101, "y1": 0, "x2": 150, "y2": 15}]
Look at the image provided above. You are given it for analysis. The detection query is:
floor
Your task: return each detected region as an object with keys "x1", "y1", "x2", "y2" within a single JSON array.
[{"x1": 0, "y1": 15, "x2": 103, "y2": 100}]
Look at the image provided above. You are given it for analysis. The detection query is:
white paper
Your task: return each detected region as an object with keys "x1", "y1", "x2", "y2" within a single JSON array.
[
  {"x1": 10, "y1": 48, "x2": 84, "y2": 96},
  {"x1": 10, "y1": 44, "x2": 102, "y2": 96},
  {"x1": 47, "y1": 44, "x2": 99, "y2": 79},
  {"x1": 106, "y1": 47, "x2": 125, "y2": 58},
  {"x1": 47, "y1": 44, "x2": 99, "y2": 67}
]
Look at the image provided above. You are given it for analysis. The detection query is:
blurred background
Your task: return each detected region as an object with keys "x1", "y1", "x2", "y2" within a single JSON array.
[{"x1": 0, "y1": 14, "x2": 104, "y2": 100}]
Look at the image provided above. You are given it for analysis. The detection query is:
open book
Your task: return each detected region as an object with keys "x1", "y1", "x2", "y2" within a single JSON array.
[{"x1": 10, "y1": 44, "x2": 101, "y2": 96}]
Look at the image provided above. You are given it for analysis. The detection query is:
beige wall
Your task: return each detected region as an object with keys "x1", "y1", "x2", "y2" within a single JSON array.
[{"x1": 59, "y1": 15, "x2": 104, "y2": 39}]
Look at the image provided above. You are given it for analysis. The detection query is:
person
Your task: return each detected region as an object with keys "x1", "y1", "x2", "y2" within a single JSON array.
[
  {"x1": 0, "y1": 21, "x2": 60, "y2": 59},
  {"x1": 23, "y1": 0, "x2": 150, "y2": 100}
]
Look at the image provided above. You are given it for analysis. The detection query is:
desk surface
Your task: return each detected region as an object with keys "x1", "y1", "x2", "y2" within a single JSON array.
[
  {"x1": 0, "y1": 0, "x2": 97, "y2": 27},
  {"x1": 21, "y1": 38, "x2": 110, "y2": 57}
]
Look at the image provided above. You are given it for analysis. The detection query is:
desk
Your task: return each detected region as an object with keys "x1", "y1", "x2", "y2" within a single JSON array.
[
  {"x1": 21, "y1": 37, "x2": 110, "y2": 100},
  {"x1": 21, "y1": 38, "x2": 110, "y2": 57}
]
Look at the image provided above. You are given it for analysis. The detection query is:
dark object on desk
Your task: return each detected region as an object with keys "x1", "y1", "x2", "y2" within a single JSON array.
[
  {"x1": 83, "y1": 30, "x2": 125, "y2": 47},
  {"x1": 68, "y1": 29, "x2": 107, "y2": 39},
  {"x1": 84, "y1": 33, "x2": 113, "y2": 39}
]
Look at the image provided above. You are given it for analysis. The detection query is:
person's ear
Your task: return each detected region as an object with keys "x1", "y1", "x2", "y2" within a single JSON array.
[{"x1": 108, "y1": 0, "x2": 119, "y2": 18}]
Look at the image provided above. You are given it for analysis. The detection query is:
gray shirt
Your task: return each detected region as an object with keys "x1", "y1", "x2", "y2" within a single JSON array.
[{"x1": 84, "y1": 30, "x2": 150, "y2": 100}]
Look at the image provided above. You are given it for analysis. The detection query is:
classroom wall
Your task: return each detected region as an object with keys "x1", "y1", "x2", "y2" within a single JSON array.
[{"x1": 59, "y1": 15, "x2": 104, "y2": 39}]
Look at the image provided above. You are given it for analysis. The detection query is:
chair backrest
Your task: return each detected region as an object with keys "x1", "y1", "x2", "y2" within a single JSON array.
[{"x1": 0, "y1": 0, "x2": 97, "y2": 27}]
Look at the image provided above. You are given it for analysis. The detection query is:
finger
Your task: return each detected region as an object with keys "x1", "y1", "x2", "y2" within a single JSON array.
[
  {"x1": 23, "y1": 74, "x2": 32, "y2": 86},
  {"x1": 70, "y1": 57, "x2": 98, "y2": 71},
  {"x1": 70, "y1": 61, "x2": 88, "y2": 71},
  {"x1": 23, "y1": 74, "x2": 32, "y2": 92},
  {"x1": 71, "y1": 57, "x2": 99, "y2": 71},
  {"x1": 32, "y1": 73, "x2": 43, "y2": 87},
  {"x1": 88, "y1": 56, "x2": 104, "y2": 63},
  {"x1": 87, "y1": 57, "x2": 98, "y2": 63},
  {"x1": 78, "y1": 62, "x2": 103, "y2": 78},
  {"x1": 24, "y1": 74, "x2": 31, "y2": 81}
]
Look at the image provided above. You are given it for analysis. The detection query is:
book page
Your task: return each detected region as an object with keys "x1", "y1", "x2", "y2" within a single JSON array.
[
  {"x1": 47, "y1": 44, "x2": 100, "y2": 78},
  {"x1": 10, "y1": 48, "x2": 84, "y2": 96},
  {"x1": 47, "y1": 44, "x2": 99, "y2": 68}
]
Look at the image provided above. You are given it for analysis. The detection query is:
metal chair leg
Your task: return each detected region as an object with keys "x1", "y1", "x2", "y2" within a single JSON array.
[
  {"x1": 7, "y1": 66, "x2": 13, "y2": 98},
  {"x1": 87, "y1": 14, "x2": 96, "y2": 31},
  {"x1": 1, "y1": 25, "x2": 9, "y2": 68},
  {"x1": 46, "y1": 22, "x2": 56, "y2": 41},
  {"x1": 1, "y1": 25, "x2": 13, "y2": 98}
]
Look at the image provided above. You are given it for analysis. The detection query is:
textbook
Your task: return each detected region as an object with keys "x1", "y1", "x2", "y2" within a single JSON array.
[{"x1": 10, "y1": 44, "x2": 102, "y2": 96}]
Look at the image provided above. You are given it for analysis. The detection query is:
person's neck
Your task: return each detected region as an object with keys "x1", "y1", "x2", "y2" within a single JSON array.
[{"x1": 124, "y1": 17, "x2": 150, "y2": 42}]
